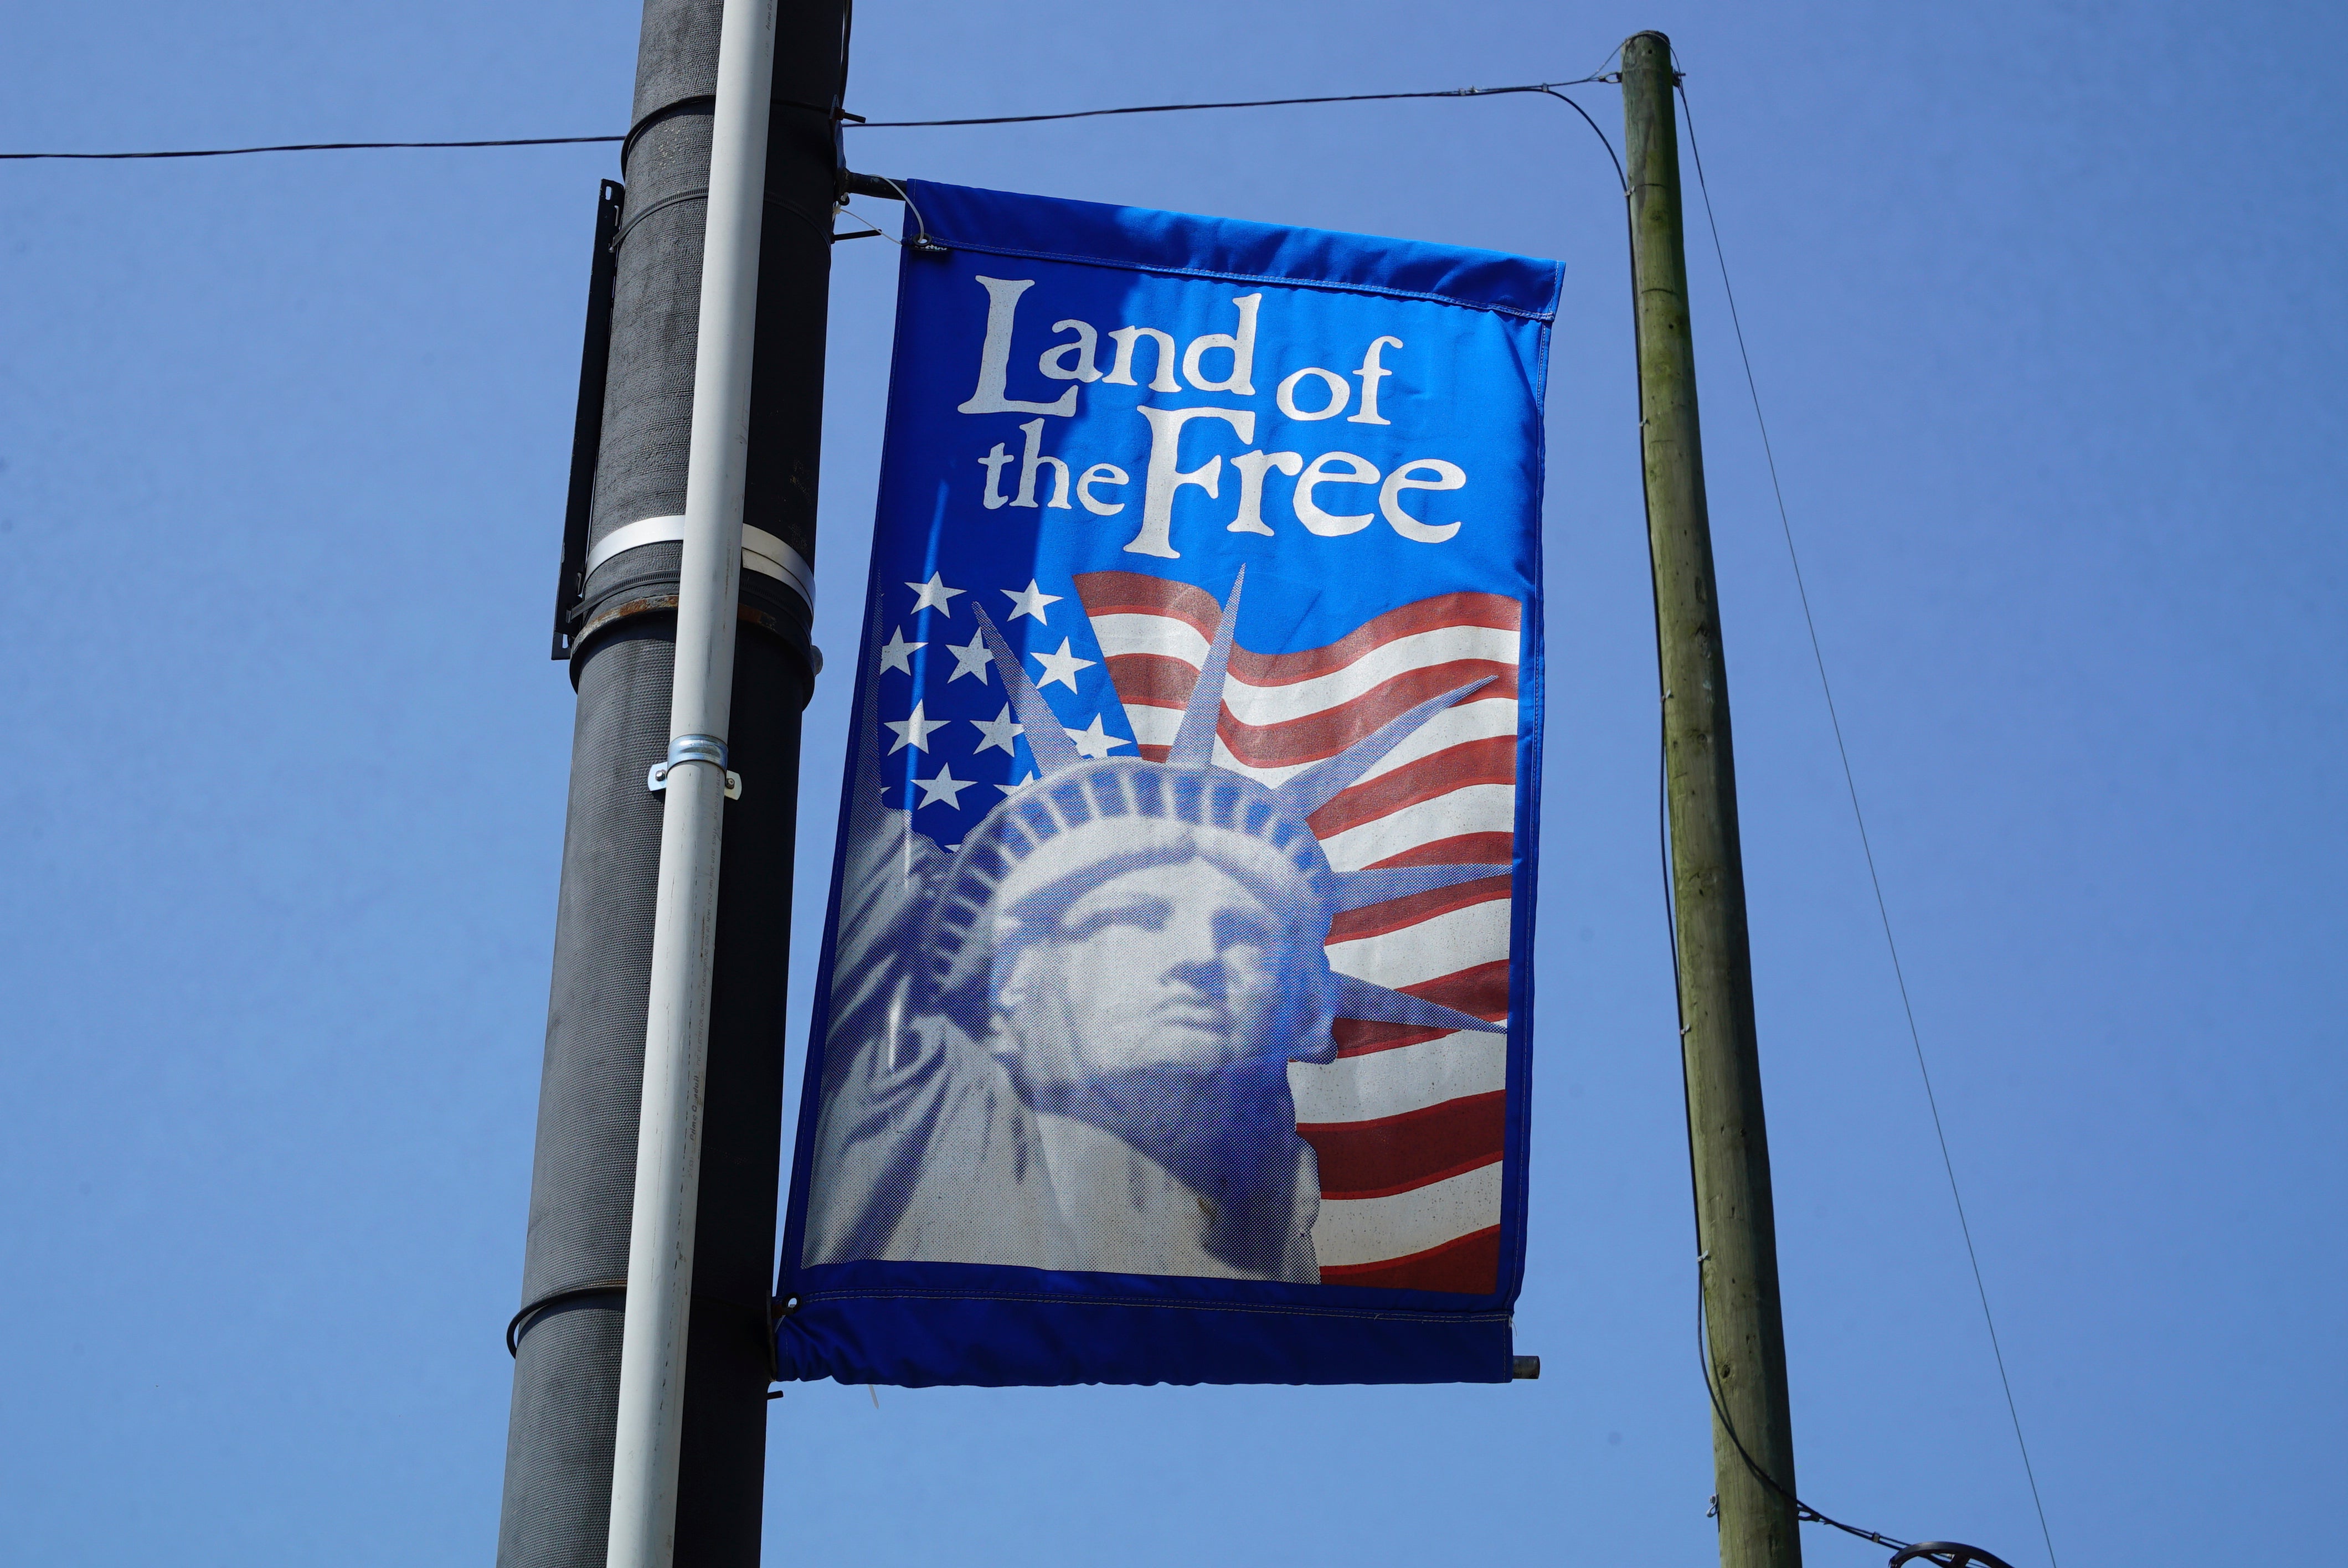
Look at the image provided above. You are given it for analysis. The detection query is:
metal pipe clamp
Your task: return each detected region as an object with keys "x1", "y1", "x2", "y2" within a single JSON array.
[{"x1": 647, "y1": 734, "x2": 743, "y2": 800}]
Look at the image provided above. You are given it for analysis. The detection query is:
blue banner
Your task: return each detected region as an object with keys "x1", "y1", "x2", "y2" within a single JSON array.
[{"x1": 776, "y1": 181, "x2": 1558, "y2": 1385}]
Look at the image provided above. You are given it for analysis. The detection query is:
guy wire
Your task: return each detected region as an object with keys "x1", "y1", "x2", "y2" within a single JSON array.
[
  {"x1": 1625, "y1": 84, "x2": 1911, "y2": 1556},
  {"x1": 1672, "y1": 73, "x2": 2061, "y2": 1568}
]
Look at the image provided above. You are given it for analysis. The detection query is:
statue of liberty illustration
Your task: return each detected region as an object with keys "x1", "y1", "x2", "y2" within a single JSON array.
[{"x1": 800, "y1": 568, "x2": 1509, "y2": 1283}]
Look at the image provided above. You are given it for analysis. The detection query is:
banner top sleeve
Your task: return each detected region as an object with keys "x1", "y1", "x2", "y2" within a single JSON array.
[{"x1": 907, "y1": 179, "x2": 1564, "y2": 322}]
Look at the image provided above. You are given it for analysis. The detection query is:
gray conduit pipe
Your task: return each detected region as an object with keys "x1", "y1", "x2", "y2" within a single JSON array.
[{"x1": 604, "y1": 3, "x2": 777, "y2": 1565}]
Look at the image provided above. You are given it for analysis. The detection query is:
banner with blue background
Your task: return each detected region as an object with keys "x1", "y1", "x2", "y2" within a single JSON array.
[{"x1": 776, "y1": 180, "x2": 1559, "y2": 1385}]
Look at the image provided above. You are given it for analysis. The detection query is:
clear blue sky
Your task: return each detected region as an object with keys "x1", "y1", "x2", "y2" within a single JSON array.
[{"x1": 3, "y1": 3, "x2": 2340, "y2": 1564}]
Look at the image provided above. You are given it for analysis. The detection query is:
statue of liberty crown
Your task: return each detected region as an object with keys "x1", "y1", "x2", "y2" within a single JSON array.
[{"x1": 907, "y1": 568, "x2": 1510, "y2": 1048}]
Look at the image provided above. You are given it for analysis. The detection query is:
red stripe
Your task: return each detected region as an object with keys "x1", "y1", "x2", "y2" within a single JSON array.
[
  {"x1": 1307, "y1": 735, "x2": 1517, "y2": 839},
  {"x1": 1331, "y1": 961, "x2": 1512, "y2": 1053},
  {"x1": 1224, "y1": 594, "x2": 1520, "y2": 686},
  {"x1": 1330, "y1": 1017, "x2": 1445, "y2": 1054},
  {"x1": 1299, "y1": 1090, "x2": 1505, "y2": 1199},
  {"x1": 1319, "y1": 1225, "x2": 1500, "y2": 1294},
  {"x1": 1071, "y1": 571, "x2": 1223, "y2": 636},
  {"x1": 1330, "y1": 1017, "x2": 1444, "y2": 1054},
  {"x1": 1366, "y1": 833, "x2": 1515, "y2": 869},
  {"x1": 1214, "y1": 664, "x2": 1519, "y2": 768},
  {"x1": 1326, "y1": 874, "x2": 1510, "y2": 945},
  {"x1": 1101, "y1": 651, "x2": 1202, "y2": 712},
  {"x1": 1075, "y1": 575, "x2": 1521, "y2": 687}
]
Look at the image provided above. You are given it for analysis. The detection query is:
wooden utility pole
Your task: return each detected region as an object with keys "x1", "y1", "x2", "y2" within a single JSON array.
[{"x1": 1620, "y1": 30, "x2": 1804, "y2": 1568}]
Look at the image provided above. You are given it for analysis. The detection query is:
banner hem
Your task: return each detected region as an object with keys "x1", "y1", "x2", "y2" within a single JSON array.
[{"x1": 916, "y1": 234, "x2": 1561, "y2": 323}]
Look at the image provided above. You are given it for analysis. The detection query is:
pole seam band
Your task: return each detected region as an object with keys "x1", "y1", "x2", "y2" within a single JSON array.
[
  {"x1": 586, "y1": 513, "x2": 814, "y2": 610},
  {"x1": 505, "y1": 1278, "x2": 782, "y2": 1384},
  {"x1": 619, "y1": 93, "x2": 717, "y2": 171},
  {"x1": 609, "y1": 185, "x2": 708, "y2": 256},
  {"x1": 506, "y1": 1278, "x2": 629, "y2": 1356}
]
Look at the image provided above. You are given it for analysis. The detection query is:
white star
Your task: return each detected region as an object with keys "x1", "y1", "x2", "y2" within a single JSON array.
[
  {"x1": 878, "y1": 625, "x2": 925, "y2": 675},
  {"x1": 944, "y1": 629, "x2": 992, "y2": 684},
  {"x1": 1063, "y1": 713, "x2": 1131, "y2": 759},
  {"x1": 1002, "y1": 579, "x2": 1063, "y2": 624},
  {"x1": 970, "y1": 704, "x2": 1024, "y2": 756},
  {"x1": 883, "y1": 701, "x2": 948, "y2": 754},
  {"x1": 905, "y1": 572, "x2": 964, "y2": 615},
  {"x1": 912, "y1": 764, "x2": 976, "y2": 809},
  {"x1": 1029, "y1": 637, "x2": 1095, "y2": 692},
  {"x1": 993, "y1": 770, "x2": 1040, "y2": 796}
]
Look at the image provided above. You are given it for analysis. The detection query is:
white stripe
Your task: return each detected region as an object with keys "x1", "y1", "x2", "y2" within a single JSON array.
[
  {"x1": 1124, "y1": 698, "x2": 1517, "y2": 792},
  {"x1": 1314, "y1": 783, "x2": 1520, "y2": 873},
  {"x1": 1326, "y1": 896, "x2": 1513, "y2": 992},
  {"x1": 1288, "y1": 1030, "x2": 1507, "y2": 1125},
  {"x1": 1123, "y1": 705, "x2": 1180, "y2": 747},
  {"x1": 1310, "y1": 1161, "x2": 1502, "y2": 1267},
  {"x1": 1089, "y1": 612, "x2": 1210, "y2": 666}
]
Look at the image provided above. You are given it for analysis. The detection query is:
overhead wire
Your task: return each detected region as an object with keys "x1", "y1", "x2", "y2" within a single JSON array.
[
  {"x1": 0, "y1": 76, "x2": 1611, "y2": 163},
  {"x1": 0, "y1": 134, "x2": 621, "y2": 161},
  {"x1": 846, "y1": 76, "x2": 1609, "y2": 129}
]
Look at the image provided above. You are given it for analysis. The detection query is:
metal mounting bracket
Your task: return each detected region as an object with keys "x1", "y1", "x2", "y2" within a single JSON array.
[{"x1": 647, "y1": 734, "x2": 742, "y2": 800}]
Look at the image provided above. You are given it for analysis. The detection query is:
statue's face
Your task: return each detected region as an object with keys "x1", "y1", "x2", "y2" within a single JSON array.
[{"x1": 996, "y1": 856, "x2": 1296, "y2": 1086}]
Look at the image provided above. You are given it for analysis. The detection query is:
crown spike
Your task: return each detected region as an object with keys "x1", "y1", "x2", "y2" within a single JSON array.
[
  {"x1": 1330, "y1": 863, "x2": 1512, "y2": 913},
  {"x1": 1275, "y1": 675, "x2": 1497, "y2": 818},
  {"x1": 1330, "y1": 974, "x2": 1506, "y2": 1034},
  {"x1": 1167, "y1": 566, "x2": 1245, "y2": 770},
  {"x1": 974, "y1": 603, "x2": 1084, "y2": 776}
]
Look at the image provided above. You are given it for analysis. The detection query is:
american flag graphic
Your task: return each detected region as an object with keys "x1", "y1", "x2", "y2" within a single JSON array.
[{"x1": 1075, "y1": 572, "x2": 1520, "y2": 1293}]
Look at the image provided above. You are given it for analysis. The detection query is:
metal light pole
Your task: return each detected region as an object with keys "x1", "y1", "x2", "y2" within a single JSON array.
[
  {"x1": 1621, "y1": 29, "x2": 1805, "y2": 1568},
  {"x1": 499, "y1": 1, "x2": 843, "y2": 1564}
]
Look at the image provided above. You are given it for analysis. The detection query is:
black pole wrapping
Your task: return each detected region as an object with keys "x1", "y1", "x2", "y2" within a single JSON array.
[{"x1": 497, "y1": 3, "x2": 843, "y2": 1564}]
